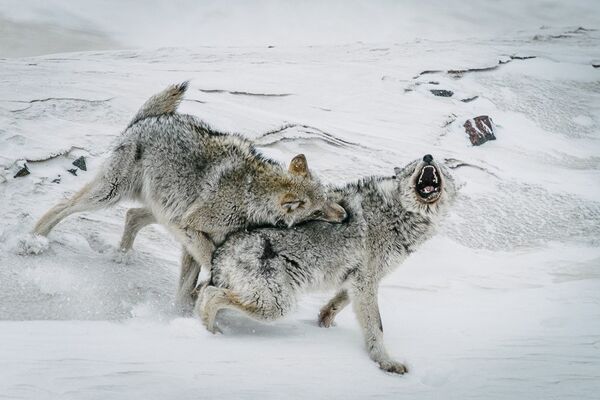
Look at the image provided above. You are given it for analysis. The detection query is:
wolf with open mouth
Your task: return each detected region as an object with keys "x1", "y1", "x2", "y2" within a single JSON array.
[{"x1": 196, "y1": 154, "x2": 456, "y2": 374}]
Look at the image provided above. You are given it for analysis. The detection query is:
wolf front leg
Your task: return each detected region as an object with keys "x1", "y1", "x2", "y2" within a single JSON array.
[
  {"x1": 351, "y1": 280, "x2": 407, "y2": 374},
  {"x1": 120, "y1": 209, "x2": 202, "y2": 312},
  {"x1": 318, "y1": 289, "x2": 350, "y2": 327},
  {"x1": 177, "y1": 249, "x2": 202, "y2": 311},
  {"x1": 173, "y1": 228, "x2": 216, "y2": 304}
]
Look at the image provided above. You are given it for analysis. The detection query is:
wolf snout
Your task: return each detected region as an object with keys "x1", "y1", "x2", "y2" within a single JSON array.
[{"x1": 324, "y1": 202, "x2": 347, "y2": 223}]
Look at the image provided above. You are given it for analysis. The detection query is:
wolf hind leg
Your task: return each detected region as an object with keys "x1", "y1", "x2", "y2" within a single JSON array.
[
  {"x1": 196, "y1": 285, "x2": 290, "y2": 334},
  {"x1": 119, "y1": 207, "x2": 156, "y2": 251},
  {"x1": 318, "y1": 289, "x2": 350, "y2": 328},
  {"x1": 33, "y1": 174, "x2": 126, "y2": 237},
  {"x1": 195, "y1": 286, "x2": 237, "y2": 334}
]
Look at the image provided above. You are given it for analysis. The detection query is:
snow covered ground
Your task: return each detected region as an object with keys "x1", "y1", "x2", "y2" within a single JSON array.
[{"x1": 1, "y1": 2, "x2": 600, "y2": 399}]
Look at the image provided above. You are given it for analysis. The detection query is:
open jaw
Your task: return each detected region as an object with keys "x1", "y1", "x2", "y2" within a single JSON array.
[{"x1": 415, "y1": 165, "x2": 442, "y2": 201}]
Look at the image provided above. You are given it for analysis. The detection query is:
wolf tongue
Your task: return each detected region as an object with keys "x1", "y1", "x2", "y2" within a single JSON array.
[{"x1": 423, "y1": 186, "x2": 434, "y2": 193}]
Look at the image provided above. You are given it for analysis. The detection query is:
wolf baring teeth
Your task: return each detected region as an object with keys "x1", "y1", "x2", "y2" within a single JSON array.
[
  {"x1": 197, "y1": 154, "x2": 456, "y2": 374},
  {"x1": 31, "y1": 82, "x2": 346, "y2": 308}
]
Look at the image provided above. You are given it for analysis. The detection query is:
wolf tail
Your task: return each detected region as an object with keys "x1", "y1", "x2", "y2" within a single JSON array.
[{"x1": 128, "y1": 81, "x2": 189, "y2": 128}]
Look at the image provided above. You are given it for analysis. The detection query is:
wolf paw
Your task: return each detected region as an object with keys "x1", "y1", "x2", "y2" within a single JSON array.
[
  {"x1": 318, "y1": 308, "x2": 337, "y2": 328},
  {"x1": 111, "y1": 248, "x2": 134, "y2": 264},
  {"x1": 379, "y1": 360, "x2": 408, "y2": 375},
  {"x1": 16, "y1": 234, "x2": 49, "y2": 255},
  {"x1": 206, "y1": 322, "x2": 223, "y2": 335},
  {"x1": 199, "y1": 309, "x2": 222, "y2": 334}
]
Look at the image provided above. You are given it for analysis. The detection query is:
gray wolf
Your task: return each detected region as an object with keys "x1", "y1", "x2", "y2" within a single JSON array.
[
  {"x1": 196, "y1": 154, "x2": 455, "y2": 374},
  {"x1": 32, "y1": 82, "x2": 347, "y2": 307}
]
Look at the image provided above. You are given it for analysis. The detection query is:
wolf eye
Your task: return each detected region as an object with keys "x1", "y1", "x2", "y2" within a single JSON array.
[{"x1": 281, "y1": 200, "x2": 305, "y2": 212}]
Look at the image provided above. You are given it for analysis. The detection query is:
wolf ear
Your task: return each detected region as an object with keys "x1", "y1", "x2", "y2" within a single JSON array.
[
  {"x1": 288, "y1": 154, "x2": 310, "y2": 178},
  {"x1": 394, "y1": 167, "x2": 402, "y2": 176},
  {"x1": 280, "y1": 192, "x2": 303, "y2": 212}
]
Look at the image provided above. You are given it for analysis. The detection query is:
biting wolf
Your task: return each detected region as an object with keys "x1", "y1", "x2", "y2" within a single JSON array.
[{"x1": 32, "y1": 82, "x2": 346, "y2": 307}]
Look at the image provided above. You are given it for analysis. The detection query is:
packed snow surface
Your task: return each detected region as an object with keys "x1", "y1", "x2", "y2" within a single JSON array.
[{"x1": 1, "y1": 2, "x2": 600, "y2": 399}]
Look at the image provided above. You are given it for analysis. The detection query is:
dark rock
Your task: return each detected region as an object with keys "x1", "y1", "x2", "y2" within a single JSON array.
[
  {"x1": 67, "y1": 168, "x2": 78, "y2": 176},
  {"x1": 52, "y1": 175, "x2": 61, "y2": 184},
  {"x1": 464, "y1": 116, "x2": 496, "y2": 146},
  {"x1": 72, "y1": 156, "x2": 87, "y2": 171},
  {"x1": 593, "y1": 64, "x2": 600, "y2": 69},
  {"x1": 510, "y1": 55, "x2": 536, "y2": 60},
  {"x1": 461, "y1": 96, "x2": 479, "y2": 103},
  {"x1": 14, "y1": 164, "x2": 30, "y2": 178},
  {"x1": 430, "y1": 89, "x2": 454, "y2": 97},
  {"x1": 448, "y1": 65, "x2": 498, "y2": 76},
  {"x1": 413, "y1": 70, "x2": 443, "y2": 79}
]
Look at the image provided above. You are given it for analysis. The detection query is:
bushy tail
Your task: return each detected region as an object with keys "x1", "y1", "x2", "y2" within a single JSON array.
[{"x1": 128, "y1": 81, "x2": 189, "y2": 127}]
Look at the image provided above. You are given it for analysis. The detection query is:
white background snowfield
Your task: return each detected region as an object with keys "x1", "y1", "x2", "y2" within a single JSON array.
[{"x1": 1, "y1": 1, "x2": 599, "y2": 399}]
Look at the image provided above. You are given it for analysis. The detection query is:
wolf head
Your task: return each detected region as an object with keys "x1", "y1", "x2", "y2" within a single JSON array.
[
  {"x1": 394, "y1": 154, "x2": 456, "y2": 216},
  {"x1": 276, "y1": 154, "x2": 347, "y2": 227}
]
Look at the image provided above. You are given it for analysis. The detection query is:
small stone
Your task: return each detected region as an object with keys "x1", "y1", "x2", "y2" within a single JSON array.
[
  {"x1": 464, "y1": 116, "x2": 496, "y2": 146},
  {"x1": 461, "y1": 96, "x2": 479, "y2": 103},
  {"x1": 52, "y1": 175, "x2": 61, "y2": 184},
  {"x1": 510, "y1": 55, "x2": 536, "y2": 60},
  {"x1": 430, "y1": 89, "x2": 454, "y2": 97},
  {"x1": 14, "y1": 164, "x2": 30, "y2": 178},
  {"x1": 67, "y1": 168, "x2": 78, "y2": 176},
  {"x1": 72, "y1": 156, "x2": 87, "y2": 171}
]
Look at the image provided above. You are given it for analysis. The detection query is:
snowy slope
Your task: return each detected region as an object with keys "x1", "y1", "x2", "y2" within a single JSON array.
[{"x1": 1, "y1": 3, "x2": 600, "y2": 399}]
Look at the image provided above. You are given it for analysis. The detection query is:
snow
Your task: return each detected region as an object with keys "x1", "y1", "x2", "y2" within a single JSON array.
[{"x1": 1, "y1": 1, "x2": 600, "y2": 399}]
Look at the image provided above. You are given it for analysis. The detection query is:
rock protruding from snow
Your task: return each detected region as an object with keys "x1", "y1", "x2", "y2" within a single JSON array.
[
  {"x1": 72, "y1": 156, "x2": 87, "y2": 171},
  {"x1": 463, "y1": 116, "x2": 496, "y2": 146},
  {"x1": 14, "y1": 164, "x2": 30, "y2": 178},
  {"x1": 430, "y1": 89, "x2": 454, "y2": 97}
]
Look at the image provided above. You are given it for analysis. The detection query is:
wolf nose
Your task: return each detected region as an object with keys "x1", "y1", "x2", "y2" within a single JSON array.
[{"x1": 423, "y1": 154, "x2": 433, "y2": 164}]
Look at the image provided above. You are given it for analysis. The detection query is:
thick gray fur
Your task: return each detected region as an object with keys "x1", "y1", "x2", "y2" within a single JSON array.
[
  {"x1": 32, "y1": 82, "x2": 346, "y2": 308},
  {"x1": 197, "y1": 157, "x2": 456, "y2": 374}
]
